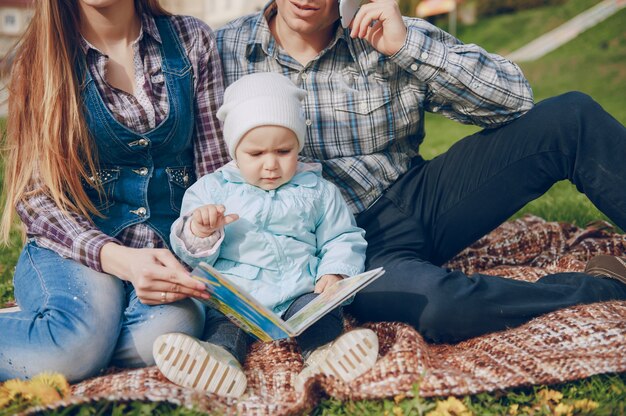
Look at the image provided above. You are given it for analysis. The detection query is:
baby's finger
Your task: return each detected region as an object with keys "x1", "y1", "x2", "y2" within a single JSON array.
[
  {"x1": 223, "y1": 213, "x2": 239, "y2": 225},
  {"x1": 207, "y1": 205, "x2": 221, "y2": 229},
  {"x1": 200, "y1": 206, "x2": 212, "y2": 226}
]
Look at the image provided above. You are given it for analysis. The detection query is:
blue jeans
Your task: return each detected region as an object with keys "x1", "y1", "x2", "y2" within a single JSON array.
[
  {"x1": 348, "y1": 92, "x2": 626, "y2": 343},
  {"x1": 203, "y1": 292, "x2": 343, "y2": 364},
  {"x1": 0, "y1": 242, "x2": 204, "y2": 382}
]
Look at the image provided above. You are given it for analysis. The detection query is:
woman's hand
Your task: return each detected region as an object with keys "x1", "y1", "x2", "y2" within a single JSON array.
[
  {"x1": 314, "y1": 274, "x2": 344, "y2": 294},
  {"x1": 101, "y1": 242, "x2": 211, "y2": 305},
  {"x1": 190, "y1": 204, "x2": 239, "y2": 238},
  {"x1": 350, "y1": 0, "x2": 407, "y2": 56}
]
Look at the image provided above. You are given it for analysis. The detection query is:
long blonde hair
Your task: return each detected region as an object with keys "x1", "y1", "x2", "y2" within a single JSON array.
[{"x1": 1, "y1": 0, "x2": 168, "y2": 244}]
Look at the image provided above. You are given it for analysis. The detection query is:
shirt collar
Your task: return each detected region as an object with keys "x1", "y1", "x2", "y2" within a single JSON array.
[
  {"x1": 79, "y1": 13, "x2": 161, "y2": 56},
  {"x1": 246, "y1": 1, "x2": 357, "y2": 64},
  {"x1": 218, "y1": 161, "x2": 321, "y2": 189}
]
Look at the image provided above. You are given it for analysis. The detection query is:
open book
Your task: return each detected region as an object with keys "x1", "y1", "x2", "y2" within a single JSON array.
[{"x1": 191, "y1": 262, "x2": 385, "y2": 342}]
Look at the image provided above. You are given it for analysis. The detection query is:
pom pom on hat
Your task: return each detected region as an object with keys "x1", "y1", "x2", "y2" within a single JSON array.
[{"x1": 217, "y1": 73, "x2": 307, "y2": 159}]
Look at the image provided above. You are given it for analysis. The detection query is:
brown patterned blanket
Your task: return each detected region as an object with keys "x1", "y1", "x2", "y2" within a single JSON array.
[{"x1": 39, "y1": 216, "x2": 626, "y2": 415}]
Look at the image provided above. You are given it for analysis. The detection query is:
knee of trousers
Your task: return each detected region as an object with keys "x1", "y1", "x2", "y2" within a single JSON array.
[
  {"x1": 114, "y1": 298, "x2": 205, "y2": 368},
  {"x1": 544, "y1": 91, "x2": 599, "y2": 118},
  {"x1": 538, "y1": 91, "x2": 603, "y2": 147}
]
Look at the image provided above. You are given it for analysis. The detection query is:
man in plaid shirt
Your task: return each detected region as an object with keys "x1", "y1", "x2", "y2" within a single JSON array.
[{"x1": 216, "y1": 0, "x2": 626, "y2": 343}]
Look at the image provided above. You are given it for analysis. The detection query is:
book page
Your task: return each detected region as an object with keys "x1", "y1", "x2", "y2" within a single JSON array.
[
  {"x1": 284, "y1": 267, "x2": 384, "y2": 335},
  {"x1": 191, "y1": 262, "x2": 291, "y2": 342}
]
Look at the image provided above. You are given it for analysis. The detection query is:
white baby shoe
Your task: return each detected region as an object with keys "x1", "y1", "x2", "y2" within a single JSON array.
[
  {"x1": 153, "y1": 332, "x2": 247, "y2": 398},
  {"x1": 296, "y1": 328, "x2": 379, "y2": 391}
]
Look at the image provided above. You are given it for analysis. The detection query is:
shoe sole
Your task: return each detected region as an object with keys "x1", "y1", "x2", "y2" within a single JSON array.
[
  {"x1": 0, "y1": 306, "x2": 20, "y2": 314},
  {"x1": 317, "y1": 329, "x2": 379, "y2": 383},
  {"x1": 585, "y1": 255, "x2": 626, "y2": 285},
  {"x1": 153, "y1": 333, "x2": 247, "y2": 398}
]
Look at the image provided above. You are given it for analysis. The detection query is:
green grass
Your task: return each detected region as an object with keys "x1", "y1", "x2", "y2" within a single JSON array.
[
  {"x1": 453, "y1": 0, "x2": 604, "y2": 54},
  {"x1": 2, "y1": 1, "x2": 626, "y2": 414},
  {"x1": 315, "y1": 373, "x2": 626, "y2": 415}
]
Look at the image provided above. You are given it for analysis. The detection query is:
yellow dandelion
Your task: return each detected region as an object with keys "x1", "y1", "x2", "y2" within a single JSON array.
[
  {"x1": 0, "y1": 385, "x2": 11, "y2": 408},
  {"x1": 393, "y1": 405, "x2": 404, "y2": 416},
  {"x1": 554, "y1": 402, "x2": 573, "y2": 416},
  {"x1": 394, "y1": 393, "x2": 406, "y2": 404},
  {"x1": 30, "y1": 373, "x2": 70, "y2": 398},
  {"x1": 508, "y1": 403, "x2": 519, "y2": 415},
  {"x1": 521, "y1": 405, "x2": 534, "y2": 414},
  {"x1": 573, "y1": 399, "x2": 599, "y2": 411},
  {"x1": 427, "y1": 396, "x2": 472, "y2": 416},
  {"x1": 3, "y1": 379, "x2": 33, "y2": 401},
  {"x1": 537, "y1": 389, "x2": 563, "y2": 404},
  {"x1": 26, "y1": 380, "x2": 62, "y2": 405}
]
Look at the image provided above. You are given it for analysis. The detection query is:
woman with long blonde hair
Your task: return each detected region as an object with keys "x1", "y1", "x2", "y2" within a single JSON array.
[{"x1": 0, "y1": 0, "x2": 229, "y2": 382}]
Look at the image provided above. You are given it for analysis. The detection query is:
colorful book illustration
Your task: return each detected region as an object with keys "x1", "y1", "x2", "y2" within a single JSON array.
[{"x1": 191, "y1": 262, "x2": 385, "y2": 342}]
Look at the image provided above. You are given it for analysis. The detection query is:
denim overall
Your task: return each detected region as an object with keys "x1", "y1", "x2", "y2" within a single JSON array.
[
  {"x1": 0, "y1": 17, "x2": 204, "y2": 382},
  {"x1": 81, "y1": 17, "x2": 196, "y2": 242}
]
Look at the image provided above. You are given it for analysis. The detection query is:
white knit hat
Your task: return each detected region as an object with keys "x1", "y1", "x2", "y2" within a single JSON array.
[{"x1": 217, "y1": 73, "x2": 307, "y2": 159}]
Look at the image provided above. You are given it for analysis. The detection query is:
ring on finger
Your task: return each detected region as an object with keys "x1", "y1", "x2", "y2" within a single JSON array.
[{"x1": 160, "y1": 291, "x2": 167, "y2": 303}]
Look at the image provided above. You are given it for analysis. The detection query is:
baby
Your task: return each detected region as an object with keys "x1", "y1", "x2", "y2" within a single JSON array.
[{"x1": 153, "y1": 73, "x2": 379, "y2": 397}]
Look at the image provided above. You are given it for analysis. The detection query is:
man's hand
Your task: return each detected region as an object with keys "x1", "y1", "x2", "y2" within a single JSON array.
[
  {"x1": 190, "y1": 204, "x2": 239, "y2": 238},
  {"x1": 314, "y1": 274, "x2": 344, "y2": 294},
  {"x1": 350, "y1": 0, "x2": 407, "y2": 56},
  {"x1": 101, "y1": 243, "x2": 211, "y2": 305}
]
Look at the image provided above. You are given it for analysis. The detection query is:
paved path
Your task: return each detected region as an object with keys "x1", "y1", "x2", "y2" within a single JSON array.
[{"x1": 506, "y1": 0, "x2": 626, "y2": 62}]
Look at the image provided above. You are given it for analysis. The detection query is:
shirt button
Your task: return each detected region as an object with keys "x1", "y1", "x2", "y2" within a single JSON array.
[
  {"x1": 472, "y1": 82, "x2": 480, "y2": 88},
  {"x1": 360, "y1": 103, "x2": 368, "y2": 112},
  {"x1": 305, "y1": 119, "x2": 312, "y2": 126},
  {"x1": 420, "y1": 52, "x2": 429, "y2": 60},
  {"x1": 138, "y1": 138, "x2": 149, "y2": 147},
  {"x1": 146, "y1": 241, "x2": 154, "y2": 248},
  {"x1": 134, "y1": 207, "x2": 147, "y2": 217},
  {"x1": 301, "y1": 72, "x2": 308, "y2": 80},
  {"x1": 410, "y1": 63, "x2": 418, "y2": 71}
]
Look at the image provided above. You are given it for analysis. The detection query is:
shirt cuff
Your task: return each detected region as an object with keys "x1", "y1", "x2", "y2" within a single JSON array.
[
  {"x1": 170, "y1": 215, "x2": 224, "y2": 258},
  {"x1": 390, "y1": 25, "x2": 448, "y2": 82},
  {"x1": 181, "y1": 217, "x2": 223, "y2": 253},
  {"x1": 72, "y1": 230, "x2": 120, "y2": 273}
]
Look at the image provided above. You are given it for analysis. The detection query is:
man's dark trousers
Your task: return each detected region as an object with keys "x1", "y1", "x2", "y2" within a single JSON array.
[{"x1": 348, "y1": 92, "x2": 626, "y2": 343}]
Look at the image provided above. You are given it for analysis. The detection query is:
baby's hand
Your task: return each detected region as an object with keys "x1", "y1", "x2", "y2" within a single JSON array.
[
  {"x1": 190, "y1": 204, "x2": 239, "y2": 238},
  {"x1": 314, "y1": 274, "x2": 344, "y2": 294}
]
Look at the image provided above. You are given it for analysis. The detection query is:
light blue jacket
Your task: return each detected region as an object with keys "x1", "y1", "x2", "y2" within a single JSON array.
[{"x1": 170, "y1": 162, "x2": 367, "y2": 315}]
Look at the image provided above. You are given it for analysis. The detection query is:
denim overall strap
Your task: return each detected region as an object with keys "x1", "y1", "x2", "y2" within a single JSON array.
[{"x1": 80, "y1": 16, "x2": 196, "y2": 243}]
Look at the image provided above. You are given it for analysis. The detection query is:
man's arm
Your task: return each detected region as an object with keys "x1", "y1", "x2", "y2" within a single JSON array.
[{"x1": 351, "y1": 0, "x2": 534, "y2": 127}]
